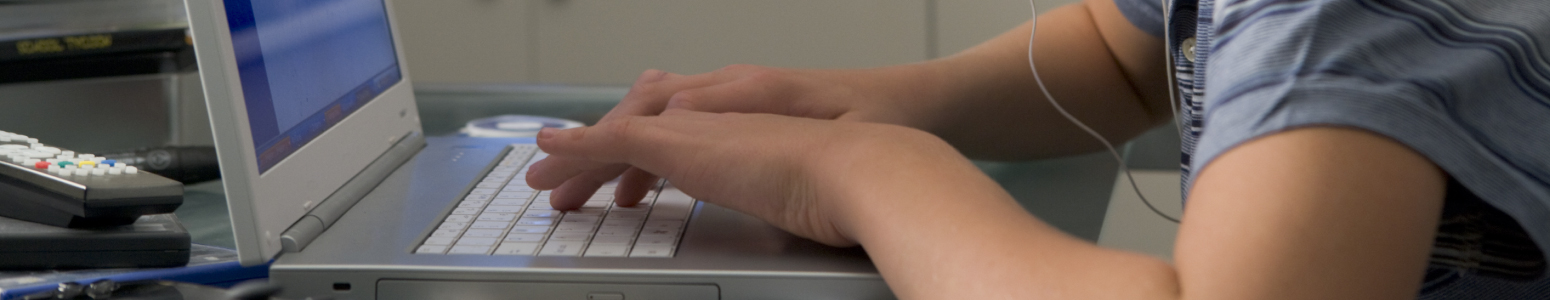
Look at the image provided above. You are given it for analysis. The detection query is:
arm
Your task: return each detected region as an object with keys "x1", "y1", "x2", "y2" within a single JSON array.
[
  {"x1": 832, "y1": 127, "x2": 1445, "y2": 299},
  {"x1": 898, "y1": 0, "x2": 1172, "y2": 159},
  {"x1": 533, "y1": 0, "x2": 1171, "y2": 206}
]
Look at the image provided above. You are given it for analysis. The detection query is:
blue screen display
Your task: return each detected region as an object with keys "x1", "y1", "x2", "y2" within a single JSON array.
[{"x1": 224, "y1": 0, "x2": 401, "y2": 173}]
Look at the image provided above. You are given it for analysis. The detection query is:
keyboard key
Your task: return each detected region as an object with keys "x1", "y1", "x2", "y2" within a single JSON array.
[
  {"x1": 496, "y1": 191, "x2": 532, "y2": 199},
  {"x1": 539, "y1": 241, "x2": 587, "y2": 256},
  {"x1": 470, "y1": 221, "x2": 509, "y2": 229},
  {"x1": 601, "y1": 218, "x2": 642, "y2": 228},
  {"x1": 561, "y1": 215, "x2": 600, "y2": 224},
  {"x1": 469, "y1": 188, "x2": 498, "y2": 195},
  {"x1": 584, "y1": 244, "x2": 630, "y2": 257},
  {"x1": 456, "y1": 237, "x2": 499, "y2": 246},
  {"x1": 476, "y1": 182, "x2": 503, "y2": 189},
  {"x1": 415, "y1": 244, "x2": 446, "y2": 253},
  {"x1": 568, "y1": 208, "x2": 606, "y2": 216},
  {"x1": 504, "y1": 233, "x2": 546, "y2": 243},
  {"x1": 644, "y1": 220, "x2": 683, "y2": 230},
  {"x1": 595, "y1": 227, "x2": 639, "y2": 237},
  {"x1": 629, "y1": 245, "x2": 674, "y2": 257},
  {"x1": 636, "y1": 234, "x2": 677, "y2": 246},
  {"x1": 516, "y1": 218, "x2": 554, "y2": 226},
  {"x1": 494, "y1": 242, "x2": 540, "y2": 255},
  {"x1": 416, "y1": 245, "x2": 448, "y2": 254},
  {"x1": 448, "y1": 245, "x2": 493, "y2": 254},
  {"x1": 483, "y1": 205, "x2": 524, "y2": 213},
  {"x1": 640, "y1": 227, "x2": 681, "y2": 237},
  {"x1": 606, "y1": 212, "x2": 647, "y2": 220},
  {"x1": 550, "y1": 232, "x2": 592, "y2": 241},
  {"x1": 591, "y1": 235, "x2": 635, "y2": 245},
  {"x1": 581, "y1": 201, "x2": 610, "y2": 209},
  {"x1": 464, "y1": 194, "x2": 493, "y2": 201},
  {"x1": 457, "y1": 201, "x2": 488, "y2": 208},
  {"x1": 503, "y1": 185, "x2": 536, "y2": 192},
  {"x1": 556, "y1": 223, "x2": 596, "y2": 232},
  {"x1": 452, "y1": 207, "x2": 481, "y2": 215},
  {"x1": 588, "y1": 194, "x2": 613, "y2": 201},
  {"x1": 508, "y1": 225, "x2": 553, "y2": 234},
  {"x1": 609, "y1": 205, "x2": 650, "y2": 212},
  {"x1": 477, "y1": 213, "x2": 517, "y2": 222},
  {"x1": 438, "y1": 222, "x2": 467, "y2": 230},
  {"x1": 423, "y1": 236, "x2": 455, "y2": 245},
  {"x1": 431, "y1": 228, "x2": 463, "y2": 237},
  {"x1": 445, "y1": 215, "x2": 474, "y2": 223},
  {"x1": 523, "y1": 210, "x2": 560, "y2": 218},
  {"x1": 492, "y1": 199, "x2": 529, "y2": 206},
  {"x1": 462, "y1": 229, "x2": 505, "y2": 238}
]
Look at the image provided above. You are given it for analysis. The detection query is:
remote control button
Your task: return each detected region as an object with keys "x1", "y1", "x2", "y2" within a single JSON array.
[
  {"x1": 78, "y1": 161, "x2": 96, "y2": 167},
  {"x1": 125, "y1": 166, "x2": 139, "y2": 174},
  {"x1": 61, "y1": 151, "x2": 74, "y2": 157},
  {"x1": 74, "y1": 168, "x2": 90, "y2": 176},
  {"x1": 108, "y1": 168, "x2": 122, "y2": 175},
  {"x1": 57, "y1": 161, "x2": 74, "y2": 167},
  {"x1": 34, "y1": 161, "x2": 49, "y2": 169},
  {"x1": 101, "y1": 159, "x2": 117, "y2": 166},
  {"x1": 91, "y1": 168, "x2": 106, "y2": 176}
]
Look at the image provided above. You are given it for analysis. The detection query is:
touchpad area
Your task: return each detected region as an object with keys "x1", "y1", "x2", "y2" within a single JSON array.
[{"x1": 377, "y1": 280, "x2": 719, "y2": 300}]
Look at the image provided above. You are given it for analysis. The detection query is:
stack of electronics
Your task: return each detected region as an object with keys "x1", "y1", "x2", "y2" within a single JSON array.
[
  {"x1": 0, "y1": 130, "x2": 188, "y2": 269},
  {"x1": 0, "y1": 0, "x2": 212, "y2": 155}
]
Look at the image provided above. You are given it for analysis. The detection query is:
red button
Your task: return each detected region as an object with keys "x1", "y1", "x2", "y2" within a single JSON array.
[{"x1": 34, "y1": 161, "x2": 50, "y2": 169}]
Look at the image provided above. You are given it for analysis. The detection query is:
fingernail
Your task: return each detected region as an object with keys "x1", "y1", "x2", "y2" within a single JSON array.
[{"x1": 538, "y1": 128, "x2": 555, "y2": 139}]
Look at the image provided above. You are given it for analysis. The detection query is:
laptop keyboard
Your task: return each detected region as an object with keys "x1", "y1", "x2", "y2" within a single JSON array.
[{"x1": 414, "y1": 144, "x2": 695, "y2": 257}]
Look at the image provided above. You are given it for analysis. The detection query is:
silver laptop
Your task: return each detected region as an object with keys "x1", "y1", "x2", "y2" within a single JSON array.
[{"x1": 182, "y1": 0, "x2": 888, "y2": 298}]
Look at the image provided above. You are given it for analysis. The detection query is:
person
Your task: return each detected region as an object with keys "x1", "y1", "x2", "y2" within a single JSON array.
[{"x1": 524, "y1": 0, "x2": 1550, "y2": 298}]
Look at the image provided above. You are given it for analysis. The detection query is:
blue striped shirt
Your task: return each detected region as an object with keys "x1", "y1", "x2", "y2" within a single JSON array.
[{"x1": 1115, "y1": 0, "x2": 1550, "y2": 297}]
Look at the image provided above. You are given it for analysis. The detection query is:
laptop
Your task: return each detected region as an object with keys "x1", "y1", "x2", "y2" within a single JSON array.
[{"x1": 182, "y1": 0, "x2": 889, "y2": 298}]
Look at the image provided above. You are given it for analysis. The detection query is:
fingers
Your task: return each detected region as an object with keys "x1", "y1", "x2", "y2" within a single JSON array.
[
  {"x1": 664, "y1": 75, "x2": 789, "y2": 114},
  {"x1": 614, "y1": 167, "x2": 658, "y2": 207},
  {"x1": 525, "y1": 155, "x2": 613, "y2": 190},
  {"x1": 608, "y1": 65, "x2": 777, "y2": 120},
  {"x1": 534, "y1": 116, "x2": 682, "y2": 169},
  {"x1": 547, "y1": 164, "x2": 631, "y2": 210}
]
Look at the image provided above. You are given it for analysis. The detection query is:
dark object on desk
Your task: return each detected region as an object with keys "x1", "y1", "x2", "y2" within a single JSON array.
[
  {"x1": 103, "y1": 146, "x2": 221, "y2": 184},
  {"x1": 0, "y1": 135, "x2": 184, "y2": 228},
  {"x1": 0, "y1": 244, "x2": 271, "y2": 300},
  {"x1": 0, "y1": 28, "x2": 194, "y2": 85},
  {"x1": 12, "y1": 280, "x2": 288, "y2": 300},
  {"x1": 0, "y1": 214, "x2": 189, "y2": 270}
]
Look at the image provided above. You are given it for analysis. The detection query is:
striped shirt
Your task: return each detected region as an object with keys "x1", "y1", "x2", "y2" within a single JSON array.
[{"x1": 1115, "y1": 0, "x2": 1550, "y2": 297}]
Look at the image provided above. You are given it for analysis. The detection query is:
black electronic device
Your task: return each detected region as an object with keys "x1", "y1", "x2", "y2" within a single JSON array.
[
  {"x1": 0, "y1": 130, "x2": 183, "y2": 228},
  {"x1": 0, "y1": 213, "x2": 190, "y2": 269}
]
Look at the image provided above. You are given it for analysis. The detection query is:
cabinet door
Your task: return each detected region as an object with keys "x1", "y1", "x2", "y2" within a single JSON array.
[
  {"x1": 535, "y1": 0, "x2": 928, "y2": 85},
  {"x1": 389, "y1": 0, "x2": 532, "y2": 83}
]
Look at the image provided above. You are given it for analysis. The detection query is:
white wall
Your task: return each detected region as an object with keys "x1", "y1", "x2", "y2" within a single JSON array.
[{"x1": 391, "y1": 0, "x2": 1085, "y2": 85}]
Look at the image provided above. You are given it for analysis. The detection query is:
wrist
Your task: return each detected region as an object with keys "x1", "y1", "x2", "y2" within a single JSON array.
[{"x1": 807, "y1": 125, "x2": 1001, "y2": 246}]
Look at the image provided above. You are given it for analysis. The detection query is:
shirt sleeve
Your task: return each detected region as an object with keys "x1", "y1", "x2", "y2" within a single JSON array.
[
  {"x1": 1114, "y1": 0, "x2": 1167, "y2": 37},
  {"x1": 1193, "y1": 0, "x2": 1550, "y2": 280}
]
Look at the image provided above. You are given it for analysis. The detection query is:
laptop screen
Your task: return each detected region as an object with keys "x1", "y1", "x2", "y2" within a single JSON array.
[{"x1": 223, "y1": 0, "x2": 401, "y2": 173}]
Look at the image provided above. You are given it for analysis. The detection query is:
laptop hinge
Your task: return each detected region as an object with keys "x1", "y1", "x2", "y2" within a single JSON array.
[{"x1": 279, "y1": 131, "x2": 426, "y2": 253}]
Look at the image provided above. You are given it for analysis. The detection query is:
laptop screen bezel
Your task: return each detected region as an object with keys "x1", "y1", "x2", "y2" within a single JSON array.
[{"x1": 185, "y1": 0, "x2": 423, "y2": 266}]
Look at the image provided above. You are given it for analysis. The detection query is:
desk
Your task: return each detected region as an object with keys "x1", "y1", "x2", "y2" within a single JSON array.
[{"x1": 176, "y1": 83, "x2": 1131, "y2": 249}]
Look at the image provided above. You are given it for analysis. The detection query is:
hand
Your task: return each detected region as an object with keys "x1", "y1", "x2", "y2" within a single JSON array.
[
  {"x1": 524, "y1": 110, "x2": 966, "y2": 246},
  {"x1": 538, "y1": 66, "x2": 938, "y2": 212}
]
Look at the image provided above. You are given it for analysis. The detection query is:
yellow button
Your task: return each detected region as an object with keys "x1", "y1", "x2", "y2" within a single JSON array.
[{"x1": 78, "y1": 161, "x2": 96, "y2": 167}]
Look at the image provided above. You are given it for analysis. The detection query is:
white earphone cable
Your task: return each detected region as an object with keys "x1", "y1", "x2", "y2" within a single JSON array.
[{"x1": 1027, "y1": 0, "x2": 1181, "y2": 223}]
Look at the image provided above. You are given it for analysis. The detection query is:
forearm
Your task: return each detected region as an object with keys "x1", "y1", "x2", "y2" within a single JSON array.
[
  {"x1": 819, "y1": 134, "x2": 1180, "y2": 299},
  {"x1": 862, "y1": 1, "x2": 1170, "y2": 160}
]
